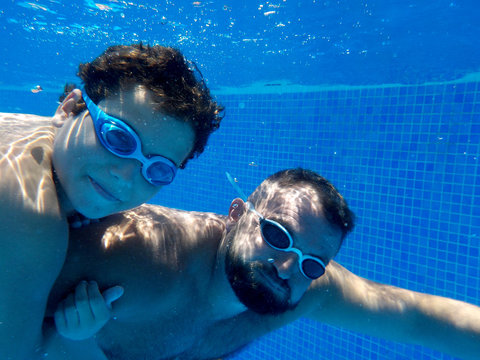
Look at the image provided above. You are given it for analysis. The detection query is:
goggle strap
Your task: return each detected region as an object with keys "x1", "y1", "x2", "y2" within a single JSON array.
[
  {"x1": 81, "y1": 87, "x2": 176, "y2": 186},
  {"x1": 225, "y1": 172, "x2": 249, "y2": 202},
  {"x1": 225, "y1": 172, "x2": 327, "y2": 280},
  {"x1": 246, "y1": 201, "x2": 264, "y2": 220}
]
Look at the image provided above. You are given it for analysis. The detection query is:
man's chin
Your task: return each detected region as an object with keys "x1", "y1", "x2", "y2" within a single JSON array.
[
  {"x1": 226, "y1": 258, "x2": 293, "y2": 315},
  {"x1": 241, "y1": 292, "x2": 293, "y2": 315}
]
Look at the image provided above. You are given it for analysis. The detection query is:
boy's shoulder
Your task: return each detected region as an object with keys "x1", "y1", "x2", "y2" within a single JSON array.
[
  {"x1": 0, "y1": 112, "x2": 59, "y2": 216},
  {"x1": 0, "y1": 112, "x2": 54, "y2": 152}
]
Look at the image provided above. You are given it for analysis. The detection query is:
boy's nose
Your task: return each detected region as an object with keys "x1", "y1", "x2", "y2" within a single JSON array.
[{"x1": 109, "y1": 159, "x2": 138, "y2": 187}]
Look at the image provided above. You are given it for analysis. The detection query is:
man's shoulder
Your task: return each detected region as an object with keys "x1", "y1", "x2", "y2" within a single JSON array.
[
  {"x1": 134, "y1": 203, "x2": 226, "y2": 220},
  {"x1": 126, "y1": 204, "x2": 227, "y2": 240},
  {"x1": 86, "y1": 204, "x2": 226, "y2": 258}
]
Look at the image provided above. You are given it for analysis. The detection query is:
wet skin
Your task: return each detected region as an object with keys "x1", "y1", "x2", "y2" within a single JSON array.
[
  {"x1": 44, "y1": 184, "x2": 343, "y2": 359},
  {"x1": 53, "y1": 87, "x2": 195, "y2": 219},
  {"x1": 0, "y1": 86, "x2": 195, "y2": 360},
  {"x1": 42, "y1": 182, "x2": 480, "y2": 360}
]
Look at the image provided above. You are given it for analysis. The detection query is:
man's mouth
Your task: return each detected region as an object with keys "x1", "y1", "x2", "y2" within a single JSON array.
[
  {"x1": 256, "y1": 266, "x2": 289, "y2": 297},
  {"x1": 88, "y1": 176, "x2": 121, "y2": 202}
]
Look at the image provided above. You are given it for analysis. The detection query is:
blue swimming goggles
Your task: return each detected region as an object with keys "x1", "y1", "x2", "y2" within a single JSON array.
[
  {"x1": 226, "y1": 172, "x2": 326, "y2": 280},
  {"x1": 82, "y1": 89, "x2": 178, "y2": 186}
]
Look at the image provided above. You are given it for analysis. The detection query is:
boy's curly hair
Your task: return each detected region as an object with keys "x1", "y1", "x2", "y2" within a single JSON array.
[{"x1": 60, "y1": 44, "x2": 224, "y2": 168}]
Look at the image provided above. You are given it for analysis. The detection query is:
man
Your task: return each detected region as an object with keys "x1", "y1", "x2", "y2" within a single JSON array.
[
  {"x1": 0, "y1": 44, "x2": 223, "y2": 359},
  {"x1": 44, "y1": 169, "x2": 480, "y2": 360}
]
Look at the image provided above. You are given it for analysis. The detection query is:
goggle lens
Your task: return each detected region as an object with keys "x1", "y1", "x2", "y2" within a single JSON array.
[
  {"x1": 146, "y1": 162, "x2": 176, "y2": 186},
  {"x1": 83, "y1": 89, "x2": 178, "y2": 187},
  {"x1": 261, "y1": 219, "x2": 326, "y2": 280},
  {"x1": 261, "y1": 221, "x2": 290, "y2": 249},
  {"x1": 301, "y1": 258, "x2": 326, "y2": 279},
  {"x1": 101, "y1": 123, "x2": 137, "y2": 156}
]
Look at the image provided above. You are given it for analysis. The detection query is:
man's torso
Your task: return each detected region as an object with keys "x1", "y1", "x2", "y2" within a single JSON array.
[{"x1": 47, "y1": 205, "x2": 303, "y2": 359}]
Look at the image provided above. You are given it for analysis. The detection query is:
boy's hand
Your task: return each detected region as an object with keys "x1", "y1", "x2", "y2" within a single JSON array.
[{"x1": 54, "y1": 281, "x2": 124, "y2": 341}]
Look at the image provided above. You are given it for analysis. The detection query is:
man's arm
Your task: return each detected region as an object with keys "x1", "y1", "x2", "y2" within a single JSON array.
[{"x1": 306, "y1": 261, "x2": 480, "y2": 360}]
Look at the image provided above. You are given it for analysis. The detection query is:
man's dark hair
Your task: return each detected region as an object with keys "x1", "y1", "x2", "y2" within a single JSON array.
[
  {"x1": 251, "y1": 168, "x2": 355, "y2": 242},
  {"x1": 60, "y1": 43, "x2": 224, "y2": 168}
]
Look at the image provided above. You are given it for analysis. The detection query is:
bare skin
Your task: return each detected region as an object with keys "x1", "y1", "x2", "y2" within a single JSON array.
[
  {"x1": 43, "y1": 187, "x2": 480, "y2": 360},
  {"x1": 0, "y1": 113, "x2": 68, "y2": 359},
  {"x1": 0, "y1": 85, "x2": 195, "y2": 360}
]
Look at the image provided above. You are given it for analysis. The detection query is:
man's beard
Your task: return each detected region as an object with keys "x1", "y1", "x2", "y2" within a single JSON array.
[{"x1": 225, "y1": 231, "x2": 296, "y2": 315}]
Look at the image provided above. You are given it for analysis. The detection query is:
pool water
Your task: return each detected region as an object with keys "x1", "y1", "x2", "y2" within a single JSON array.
[
  {"x1": 157, "y1": 81, "x2": 479, "y2": 360},
  {"x1": 1, "y1": 1, "x2": 479, "y2": 359}
]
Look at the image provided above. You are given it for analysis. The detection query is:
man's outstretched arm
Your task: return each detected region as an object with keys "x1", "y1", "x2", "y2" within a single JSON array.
[{"x1": 306, "y1": 261, "x2": 480, "y2": 360}]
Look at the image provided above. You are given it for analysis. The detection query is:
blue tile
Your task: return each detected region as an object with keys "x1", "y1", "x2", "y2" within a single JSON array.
[{"x1": 153, "y1": 81, "x2": 480, "y2": 360}]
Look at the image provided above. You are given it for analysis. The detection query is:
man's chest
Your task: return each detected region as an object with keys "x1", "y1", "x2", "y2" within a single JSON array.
[{"x1": 97, "y1": 308, "x2": 265, "y2": 360}]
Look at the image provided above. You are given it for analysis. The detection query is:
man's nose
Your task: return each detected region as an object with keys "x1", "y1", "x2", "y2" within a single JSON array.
[{"x1": 272, "y1": 252, "x2": 299, "y2": 280}]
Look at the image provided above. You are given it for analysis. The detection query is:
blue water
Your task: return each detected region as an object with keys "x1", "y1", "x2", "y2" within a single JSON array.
[
  {"x1": 1, "y1": 1, "x2": 479, "y2": 359},
  {"x1": 1, "y1": 0, "x2": 480, "y2": 95}
]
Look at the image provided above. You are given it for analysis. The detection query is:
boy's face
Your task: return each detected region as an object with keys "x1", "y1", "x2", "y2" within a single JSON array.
[{"x1": 52, "y1": 86, "x2": 195, "y2": 219}]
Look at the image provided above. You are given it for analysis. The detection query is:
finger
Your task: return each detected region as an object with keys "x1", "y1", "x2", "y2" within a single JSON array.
[
  {"x1": 54, "y1": 301, "x2": 67, "y2": 334},
  {"x1": 59, "y1": 91, "x2": 81, "y2": 115},
  {"x1": 64, "y1": 293, "x2": 80, "y2": 328},
  {"x1": 87, "y1": 281, "x2": 110, "y2": 320},
  {"x1": 74, "y1": 281, "x2": 93, "y2": 319},
  {"x1": 103, "y1": 286, "x2": 124, "y2": 310},
  {"x1": 59, "y1": 89, "x2": 82, "y2": 111},
  {"x1": 71, "y1": 88, "x2": 82, "y2": 102}
]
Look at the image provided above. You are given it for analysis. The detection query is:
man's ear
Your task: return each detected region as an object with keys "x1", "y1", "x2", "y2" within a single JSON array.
[
  {"x1": 52, "y1": 89, "x2": 82, "y2": 128},
  {"x1": 226, "y1": 198, "x2": 247, "y2": 232}
]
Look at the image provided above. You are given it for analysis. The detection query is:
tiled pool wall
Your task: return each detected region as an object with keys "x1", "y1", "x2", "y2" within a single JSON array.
[
  {"x1": 153, "y1": 81, "x2": 479, "y2": 359},
  {"x1": 1, "y1": 80, "x2": 477, "y2": 359}
]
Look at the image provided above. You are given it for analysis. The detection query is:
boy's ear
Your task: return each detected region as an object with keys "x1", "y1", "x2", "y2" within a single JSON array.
[
  {"x1": 226, "y1": 198, "x2": 247, "y2": 232},
  {"x1": 52, "y1": 89, "x2": 82, "y2": 128}
]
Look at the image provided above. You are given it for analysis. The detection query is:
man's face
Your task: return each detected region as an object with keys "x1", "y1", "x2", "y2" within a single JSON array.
[
  {"x1": 225, "y1": 183, "x2": 342, "y2": 315},
  {"x1": 53, "y1": 86, "x2": 195, "y2": 219}
]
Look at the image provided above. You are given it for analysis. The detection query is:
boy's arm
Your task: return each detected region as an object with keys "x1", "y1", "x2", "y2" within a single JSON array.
[
  {"x1": 0, "y1": 214, "x2": 68, "y2": 360},
  {"x1": 306, "y1": 261, "x2": 480, "y2": 360},
  {"x1": 39, "y1": 281, "x2": 123, "y2": 359},
  {"x1": 0, "y1": 89, "x2": 82, "y2": 359}
]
